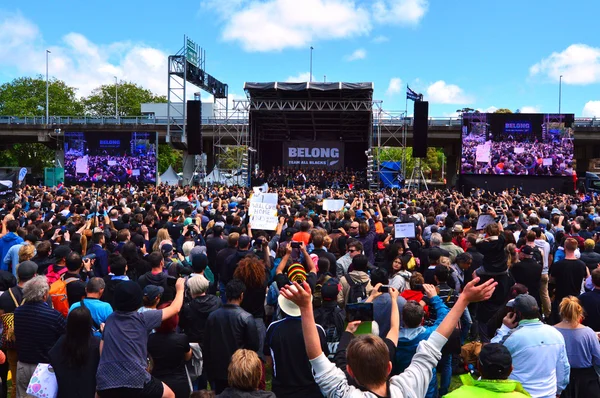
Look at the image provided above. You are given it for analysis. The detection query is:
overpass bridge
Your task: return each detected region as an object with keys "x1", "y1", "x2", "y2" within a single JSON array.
[{"x1": 2, "y1": 115, "x2": 600, "y2": 181}]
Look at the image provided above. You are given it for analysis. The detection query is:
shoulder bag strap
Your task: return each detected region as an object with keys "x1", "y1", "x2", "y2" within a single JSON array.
[{"x1": 9, "y1": 288, "x2": 22, "y2": 307}]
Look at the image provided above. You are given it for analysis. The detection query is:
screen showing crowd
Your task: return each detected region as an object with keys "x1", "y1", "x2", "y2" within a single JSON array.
[
  {"x1": 64, "y1": 131, "x2": 157, "y2": 185},
  {"x1": 460, "y1": 113, "x2": 575, "y2": 176}
]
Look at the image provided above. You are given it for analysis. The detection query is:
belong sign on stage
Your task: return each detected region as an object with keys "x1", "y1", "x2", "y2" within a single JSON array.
[{"x1": 283, "y1": 141, "x2": 344, "y2": 170}]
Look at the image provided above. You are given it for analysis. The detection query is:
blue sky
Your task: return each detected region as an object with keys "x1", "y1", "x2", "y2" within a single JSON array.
[{"x1": 1, "y1": 0, "x2": 600, "y2": 117}]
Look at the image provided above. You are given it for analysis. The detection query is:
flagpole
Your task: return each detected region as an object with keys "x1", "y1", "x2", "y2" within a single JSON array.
[{"x1": 403, "y1": 85, "x2": 409, "y2": 180}]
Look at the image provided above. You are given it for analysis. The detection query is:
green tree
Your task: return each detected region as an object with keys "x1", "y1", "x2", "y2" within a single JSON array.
[
  {"x1": 217, "y1": 146, "x2": 247, "y2": 170},
  {"x1": 0, "y1": 76, "x2": 83, "y2": 116},
  {"x1": 83, "y1": 81, "x2": 166, "y2": 116},
  {"x1": 2, "y1": 143, "x2": 55, "y2": 172},
  {"x1": 375, "y1": 147, "x2": 444, "y2": 181},
  {"x1": 494, "y1": 108, "x2": 513, "y2": 113},
  {"x1": 157, "y1": 144, "x2": 183, "y2": 174}
]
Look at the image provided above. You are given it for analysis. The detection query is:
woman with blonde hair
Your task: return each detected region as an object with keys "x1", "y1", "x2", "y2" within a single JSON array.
[
  {"x1": 153, "y1": 228, "x2": 171, "y2": 252},
  {"x1": 217, "y1": 349, "x2": 274, "y2": 398},
  {"x1": 18, "y1": 244, "x2": 35, "y2": 263},
  {"x1": 505, "y1": 243, "x2": 518, "y2": 268},
  {"x1": 554, "y1": 296, "x2": 600, "y2": 397}
]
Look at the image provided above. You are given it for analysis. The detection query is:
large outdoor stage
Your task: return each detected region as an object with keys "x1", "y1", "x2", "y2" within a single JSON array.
[{"x1": 245, "y1": 82, "x2": 374, "y2": 171}]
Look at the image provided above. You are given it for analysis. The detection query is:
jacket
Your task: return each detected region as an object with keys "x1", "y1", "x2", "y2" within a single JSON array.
[
  {"x1": 179, "y1": 294, "x2": 222, "y2": 346},
  {"x1": 309, "y1": 331, "x2": 447, "y2": 398},
  {"x1": 336, "y1": 254, "x2": 352, "y2": 278},
  {"x1": 356, "y1": 219, "x2": 377, "y2": 265},
  {"x1": 204, "y1": 304, "x2": 260, "y2": 381},
  {"x1": 491, "y1": 320, "x2": 570, "y2": 398},
  {"x1": 0, "y1": 233, "x2": 23, "y2": 272},
  {"x1": 87, "y1": 244, "x2": 108, "y2": 277},
  {"x1": 394, "y1": 295, "x2": 450, "y2": 398},
  {"x1": 337, "y1": 271, "x2": 373, "y2": 307},
  {"x1": 445, "y1": 374, "x2": 530, "y2": 397}
]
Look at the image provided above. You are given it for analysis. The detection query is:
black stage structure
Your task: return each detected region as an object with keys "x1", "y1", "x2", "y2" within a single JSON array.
[{"x1": 244, "y1": 82, "x2": 380, "y2": 176}]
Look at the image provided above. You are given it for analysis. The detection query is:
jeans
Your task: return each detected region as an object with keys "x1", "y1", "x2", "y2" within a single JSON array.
[
  {"x1": 460, "y1": 308, "x2": 473, "y2": 344},
  {"x1": 436, "y1": 353, "x2": 452, "y2": 397}
]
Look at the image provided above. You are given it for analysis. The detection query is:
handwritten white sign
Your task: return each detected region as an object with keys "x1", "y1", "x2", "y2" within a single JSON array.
[
  {"x1": 394, "y1": 223, "x2": 415, "y2": 239},
  {"x1": 323, "y1": 199, "x2": 345, "y2": 211}
]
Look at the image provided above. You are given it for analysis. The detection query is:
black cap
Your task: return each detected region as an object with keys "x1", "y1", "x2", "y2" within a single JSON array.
[
  {"x1": 54, "y1": 245, "x2": 72, "y2": 260},
  {"x1": 479, "y1": 343, "x2": 512, "y2": 377},
  {"x1": 238, "y1": 235, "x2": 251, "y2": 249},
  {"x1": 17, "y1": 261, "x2": 38, "y2": 280},
  {"x1": 143, "y1": 285, "x2": 164, "y2": 302},
  {"x1": 320, "y1": 278, "x2": 340, "y2": 301},
  {"x1": 506, "y1": 294, "x2": 539, "y2": 314},
  {"x1": 520, "y1": 245, "x2": 535, "y2": 256}
]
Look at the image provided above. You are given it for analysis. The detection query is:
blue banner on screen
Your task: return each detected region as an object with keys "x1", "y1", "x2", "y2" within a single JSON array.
[
  {"x1": 64, "y1": 131, "x2": 157, "y2": 185},
  {"x1": 460, "y1": 113, "x2": 574, "y2": 177}
]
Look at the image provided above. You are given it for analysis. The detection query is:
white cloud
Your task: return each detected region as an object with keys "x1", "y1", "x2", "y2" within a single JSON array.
[
  {"x1": 519, "y1": 106, "x2": 541, "y2": 113},
  {"x1": 372, "y1": 0, "x2": 428, "y2": 25},
  {"x1": 426, "y1": 80, "x2": 473, "y2": 104},
  {"x1": 208, "y1": 0, "x2": 428, "y2": 52},
  {"x1": 442, "y1": 112, "x2": 460, "y2": 118},
  {"x1": 476, "y1": 106, "x2": 498, "y2": 113},
  {"x1": 583, "y1": 101, "x2": 600, "y2": 117},
  {"x1": 530, "y1": 44, "x2": 600, "y2": 85},
  {"x1": 215, "y1": 0, "x2": 371, "y2": 52},
  {"x1": 286, "y1": 72, "x2": 312, "y2": 82},
  {"x1": 386, "y1": 77, "x2": 402, "y2": 95},
  {"x1": 0, "y1": 13, "x2": 168, "y2": 98},
  {"x1": 372, "y1": 35, "x2": 389, "y2": 43},
  {"x1": 346, "y1": 48, "x2": 366, "y2": 61}
]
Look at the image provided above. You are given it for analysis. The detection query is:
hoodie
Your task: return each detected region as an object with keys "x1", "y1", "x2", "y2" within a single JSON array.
[
  {"x1": 0, "y1": 233, "x2": 24, "y2": 272},
  {"x1": 337, "y1": 271, "x2": 373, "y2": 307}
]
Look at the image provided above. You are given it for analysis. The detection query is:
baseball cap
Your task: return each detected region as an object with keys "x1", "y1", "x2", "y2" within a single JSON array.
[
  {"x1": 320, "y1": 278, "x2": 340, "y2": 301},
  {"x1": 478, "y1": 343, "x2": 512, "y2": 377},
  {"x1": 161, "y1": 243, "x2": 174, "y2": 256},
  {"x1": 551, "y1": 208, "x2": 562, "y2": 215},
  {"x1": 17, "y1": 261, "x2": 38, "y2": 280},
  {"x1": 143, "y1": 285, "x2": 164, "y2": 302},
  {"x1": 520, "y1": 245, "x2": 535, "y2": 256},
  {"x1": 54, "y1": 245, "x2": 72, "y2": 260},
  {"x1": 506, "y1": 294, "x2": 539, "y2": 314},
  {"x1": 355, "y1": 210, "x2": 364, "y2": 219},
  {"x1": 238, "y1": 235, "x2": 251, "y2": 249}
]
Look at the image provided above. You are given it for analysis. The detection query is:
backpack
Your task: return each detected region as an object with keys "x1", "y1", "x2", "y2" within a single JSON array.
[
  {"x1": 49, "y1": 276, "x2": 79, "y2": 317},
  {"x1": 314, "y1": 305, "x2": 345, "y2": 359},
  {"x1": 0, "y1": 288, "x2": 22, "y2": 350},
  {"x1": 46, "y1": 264, "x2": 68, "y2": 285},
  {"x1": 345, "y1": 273, "x2": 368, "y2": 304},
  {"x1": 313, "y1": 274, "x2": 332, "y2": 308}
]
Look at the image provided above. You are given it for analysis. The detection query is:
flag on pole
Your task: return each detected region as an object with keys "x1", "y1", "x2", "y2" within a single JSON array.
[{"x1": 406, "y1": 85, "x2": 422, "y2": 102}]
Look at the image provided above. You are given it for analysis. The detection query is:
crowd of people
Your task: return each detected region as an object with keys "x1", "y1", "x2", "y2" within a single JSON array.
[
  {"x1": 461, "y1": 133, "x2": 575, "y2": 176},
  {"x1": 253, "y1": 168, "x2": 368, "y2": 190},
  {"x1": 0, "y1": 182, "x2": 599, "y2": 398}
]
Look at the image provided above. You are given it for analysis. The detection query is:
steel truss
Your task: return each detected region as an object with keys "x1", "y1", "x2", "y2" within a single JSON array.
[
  {"x1": 248, "y1": 99, "x2": 376, "y2": 112},
  {"x1": 167, "y1": 54, "x2": 186, "y2": 145},
  {"x1": 372, "y1": 106, "x2": 407, "y2": 189},
  {"x1": 214, "y1": 100, "x2": 250, "y2": 186}
]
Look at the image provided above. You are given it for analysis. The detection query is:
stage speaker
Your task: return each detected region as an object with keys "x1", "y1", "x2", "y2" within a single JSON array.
[
  {"x1": 413, "y1": 101, "x2": 429, "y2": 158},
  {"x1": 187, "y1": 100, "x2": 202, "y2": 155}
]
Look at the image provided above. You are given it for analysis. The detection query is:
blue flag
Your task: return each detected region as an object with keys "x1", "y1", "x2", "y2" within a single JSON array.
[{"x1": 406, "y1": 86, "x2": 422, "y2": 101}]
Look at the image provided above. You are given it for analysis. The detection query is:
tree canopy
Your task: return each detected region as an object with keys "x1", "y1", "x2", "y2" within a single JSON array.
[
  {"x1": 494, "y1": 108, "x2": 513, "y2": 113},
  {"x1": 83, "y1": 81, "x2": 166, "y2": 117},
  {"x1": 0, "y1": 76, "x2": 84, "y2": 116}
]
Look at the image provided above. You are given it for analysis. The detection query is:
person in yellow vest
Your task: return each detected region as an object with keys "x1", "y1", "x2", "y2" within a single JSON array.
[{"x1": 445, "y1": 343, "x2": 530, "y2": 397}]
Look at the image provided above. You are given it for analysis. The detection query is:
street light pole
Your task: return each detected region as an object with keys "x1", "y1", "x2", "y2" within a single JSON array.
[
  {"x1": 309, "y1": 46, "x2": 313, "y2": 83},
  {"x1": 114, "y1": 76, "x2": 118, "y2": 118},
  {"x1": 46, "y1": 50, "x2": 51, "y2": 123},
  {"x1": 559, "y1": 75, "x2": 563, "y2": 115}
]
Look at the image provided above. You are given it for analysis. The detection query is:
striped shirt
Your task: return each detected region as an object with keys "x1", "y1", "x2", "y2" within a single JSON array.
[{"x1": 14, "y1": 301, "x2": 66, "y2": 364}]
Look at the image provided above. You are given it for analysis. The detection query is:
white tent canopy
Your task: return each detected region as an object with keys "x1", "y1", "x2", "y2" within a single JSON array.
[{"x1": 160, "y1": 166, "x2": 180, "y2": 186}]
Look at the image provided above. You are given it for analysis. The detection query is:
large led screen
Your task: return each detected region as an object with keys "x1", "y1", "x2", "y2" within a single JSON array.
[
  {"x1": 460, "y1": 113, "x2": 574, "y2": 176},
  {"x1": 64, "y1": 131, "x2": 157, "y2": 185}
]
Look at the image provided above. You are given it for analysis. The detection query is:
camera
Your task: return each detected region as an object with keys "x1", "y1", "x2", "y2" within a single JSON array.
[
  {"x1": 378, "y1": 285, "x2": 391, "y2": 293},
  {"x1": 291, "y1": 242, "x2": 301, "y2": 249}
]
